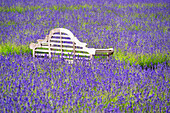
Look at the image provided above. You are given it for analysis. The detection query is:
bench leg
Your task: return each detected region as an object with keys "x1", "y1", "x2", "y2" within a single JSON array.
[
  {"x1": 90, "y1": 54, "x2": 93, "y2": 60},
  {"x1": 107, "y1": 53, "x2": 110, "y2": 61},
  {"x1": 33, "y1": 49, "x2": 35, "y2": 57},
  {"x1": 48, "y1": 44, "x2": 51, "y2": 58}
]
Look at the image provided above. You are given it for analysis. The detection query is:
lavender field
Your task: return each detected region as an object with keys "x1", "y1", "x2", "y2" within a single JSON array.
[{"x1": 0, "y1": 0, "x2": 170, "y2": 112}]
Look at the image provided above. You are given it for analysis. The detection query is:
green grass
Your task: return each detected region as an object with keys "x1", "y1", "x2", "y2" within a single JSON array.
[
  {"x1": 0, "y1": 42, "x2": 31, "y2": 55},
  {"x1": 113, "y1": 48, "x2": 170, "y2": 68},
  {"x1": 0, "y1": 4, "x2": 94, "y2": 13},
  {"x1": 0, "y1": 3, "x2": 167, "y2": 13},
  {"x1": 0, "y1": 43, "x2": 169, "y2": 68}
]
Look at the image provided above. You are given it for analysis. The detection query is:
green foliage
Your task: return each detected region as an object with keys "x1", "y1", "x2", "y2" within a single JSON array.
[
  {"x1": 0, "y1": 42, "x2": 31, "y2": 55},
  {"x1": 0, "y1": 4, "x2": 94, "y2": 13},
  {"x1": 0, "y1": 5, "x2": 26, "y2": 13},
  {"x1": 0, "y1": 5, "x2": 41, "y2": 13},
  {"x1": 15, "y1": 6, "x2": 25, "y2": 13},
  {"x1": 113, "y1": 48, "x2": 170, "y2": 67}
]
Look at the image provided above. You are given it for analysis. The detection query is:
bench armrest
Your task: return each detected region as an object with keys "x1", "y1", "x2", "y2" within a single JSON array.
[
  {"x1": 88, "y1": 48, "x2": 96, "y2": 55},
  {"x1": 30, "y1": 43, "x2": 41, "y2": 49},
  {"x1": 95, "y1": 48, "x2": 114, "y2": 54},
  {"x1": 37, "y1": 35, "x2": 48, "y2": 44},
  {"x1": 74, "y1": 37, "x2": 87, "y2": 47},
  {"x1": 30, "y1": 43, "x2": 36, "y2": 49},
  {"x1": 95, "y1": 48, "x2": 113, "y2": 51}
]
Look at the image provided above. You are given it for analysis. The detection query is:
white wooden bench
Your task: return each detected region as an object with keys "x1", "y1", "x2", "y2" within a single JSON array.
[{"x1": 30, "y1": 28, "x2": 113, "y2": 62}]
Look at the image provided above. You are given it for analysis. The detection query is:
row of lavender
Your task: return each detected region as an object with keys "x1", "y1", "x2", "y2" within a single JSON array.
[
  {"x1": 0, "y1": 54, "x2": 169, "y2": 112},
  {"x1": 0, "y1": 1, "x2": 169, "y2": 54},
  {"x1": 1, "y1": 0, "x2": 169, "y2": 7}
]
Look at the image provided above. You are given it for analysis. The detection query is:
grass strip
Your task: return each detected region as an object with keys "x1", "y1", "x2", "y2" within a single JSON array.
[
  {"x1": 0, "y1": 3, "x2": 167, "y2": 13},
  {"x1": 0, "y1": 42, "x2": 31, "y2": 55},
  {"x1": 113, "y1": 48, "x2": 170, "y2": 68}
]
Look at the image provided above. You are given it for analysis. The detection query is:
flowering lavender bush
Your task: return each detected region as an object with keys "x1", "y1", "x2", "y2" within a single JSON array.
[
  {"x1": 0, "y1": 0, "x2": 170, "y2": 112},
  {"x1": 0, "y1": 54, "x2": 169, "y2": 112}
]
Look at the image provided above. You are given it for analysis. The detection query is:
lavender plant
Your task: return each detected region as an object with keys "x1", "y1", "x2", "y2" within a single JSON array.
[{"x1": 0, "y1": 54, "x2": 169, "y2": 112}]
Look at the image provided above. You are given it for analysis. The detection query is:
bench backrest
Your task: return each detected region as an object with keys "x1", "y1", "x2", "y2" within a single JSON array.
[{"x1": 35, "y1": 28, "x2": 94, "y2": 61}]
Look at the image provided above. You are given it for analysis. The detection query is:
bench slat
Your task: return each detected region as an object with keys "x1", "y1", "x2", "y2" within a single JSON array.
[
  {"x1": 35, "y1": 53, "x2": 72, "y2": 59},
  {"x1": 50, "y1": 42, "x2": 86, "y2": 47},
  {"x1": 50, "y1": 51, "x2": 90, "y2": 56},
  {"x1": 50, "y1": 42, "x2": 73, "y2": 46},
  {"x1": 35, "y1": 53, "x2": 90, "y2": 60},
  {"x1": 35, "y1": 53, "x2": 49, "y2": 56},
  {"x1": 50, "y1": 46, "x2": 88, "y2": 52},
  {"x1": 94, "y1": 54, "x2": 108, "y2": 56},
  {"x1": 52, "y1": 34, "x2": 69, "y2": 37},
  {"x1": 35, "y1": 49, "x2": 49, "y2": 52},
  {"x1": 50, "y1": 47, "x2": 73, "y2": 50},
  {"x1": 50, "y1": 38, "x2": 72, "y2": 42},
  {"x1": 39, "y1": 46, "x2": 89, "y2": 53},
  {"x1": 41, "y1": 46, "x2": 49, "y2": 48},
  {"x1": 41, "y1": 46, "x2": 86, "y2": 52},
  {"x1": 75, "y1": 53, "x2": 90, "y2": 56},
  {"x1": 35, "y1": 50, "x2": 90, "y2": 56}
]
